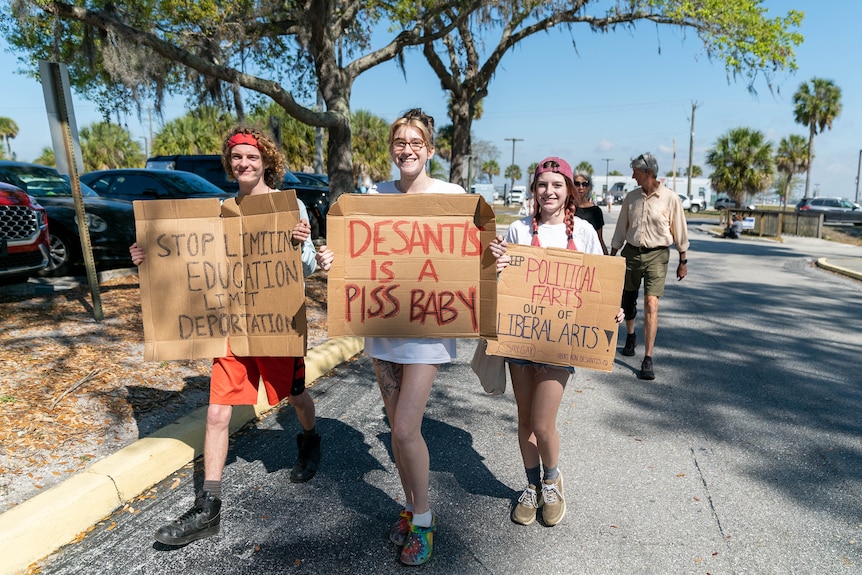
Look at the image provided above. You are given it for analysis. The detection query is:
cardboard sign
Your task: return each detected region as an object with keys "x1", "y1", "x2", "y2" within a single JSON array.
[
  {"x1": 486, "y1": 244, "x2": 625, "y2": 372},
  {"x1": 325, "y1": 194, "x2": 497, "y2": 338},
  {"x1": 134, "y1": 190, "x2": 307, "y2": 361}
]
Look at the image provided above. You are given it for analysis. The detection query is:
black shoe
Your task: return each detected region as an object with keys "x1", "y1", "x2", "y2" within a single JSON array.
[
  {"x1": 290, "y1": 432, "x2": 321, "y2": 483},
  {"x1": 639, "y1": 357, "x2": 655, "y2": 380},
  {"x1": 154, "y1": 491, "x2": 221, "y2": 545},
  {"x1": 621, "y1": 333, "x2": 637, "y2": 356}
]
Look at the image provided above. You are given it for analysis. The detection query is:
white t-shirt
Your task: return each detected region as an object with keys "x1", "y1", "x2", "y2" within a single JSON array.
[
  {"x1": 505, "y1": 215, "x2": 603, "y2": 255},
  {"x1": 364, "y1": 179, "x2": 467, "y2": 364}
]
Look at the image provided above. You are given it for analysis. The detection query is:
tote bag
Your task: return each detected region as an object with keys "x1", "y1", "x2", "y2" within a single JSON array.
[{"x1": 471, "y1": 339, "x2": 506, "y2": 396}]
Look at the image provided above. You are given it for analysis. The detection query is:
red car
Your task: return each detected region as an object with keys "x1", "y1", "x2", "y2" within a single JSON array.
[{"x1": 0, "y1": 182, "x2": 50, "y2": 281}]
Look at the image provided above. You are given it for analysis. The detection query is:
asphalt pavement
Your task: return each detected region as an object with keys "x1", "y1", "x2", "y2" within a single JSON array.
[{"x1": 3, "y1": 217, "x2": 862, "y2": 575}]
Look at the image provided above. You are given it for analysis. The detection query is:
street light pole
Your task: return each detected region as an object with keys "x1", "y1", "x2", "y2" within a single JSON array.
[
  {"x1": 139, "y1": 136, "x2": 148, "y2": 160},
  {"x1": 602, "y1": 158, "x2": 612, "y2": 201},
  {"x1": 855, "y1": 149, "x2": 861, "y2": 204},
  {"x1": 504, "y1": 137, "x2": 523, "y2": 206}
]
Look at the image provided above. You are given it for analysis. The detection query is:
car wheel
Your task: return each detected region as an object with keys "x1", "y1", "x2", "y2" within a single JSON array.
[
  {"x1": 690, "y1": 204, "x2": 700, "y2": 214},
  {"x1": 41, "y1": 231, "x2": 77, "y2": 277},
  {"x1": 717, "y1": 205, "x2": 727, "y2": 211}
]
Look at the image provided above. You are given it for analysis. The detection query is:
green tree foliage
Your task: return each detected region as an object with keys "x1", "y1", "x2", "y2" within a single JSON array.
[
  {"x1": 79, "y1": 121, "x2": 144, "y2": 170},
  {"x1": 349, "y1": 109, "x2": 391, "y2": 186},
  {"x1": 2, "y1": 0, "x2": 477, "y2": 200},
  {"x1": 685, "y1": 165, "x2": 703, "y2": 177},
  {"x1": 0, "y1": 116, "x2": 19, "y2": 158},
  {"x1": 792, "y1": 77, "x2": 842, "y2": 198},
  {"x1": 34, "y1": 147, "x2": 54, "y2": 166},
  {"x1": 152, "y1": 107, "x2": 235, "y2": 155},
  {"x1": 706, "y1": 127, "x2": 774, "y2": 205},
  {"x1": 482, "y1": 159, "x2": 500, "y2": 183},
  {"x1": 505, "y1": 164, "x2": 522, "y2": 185},
  {"x1": 576, "y1": 161, "x2": 593, "y2": 175},
  {"x1": 774, "y1": 134, "x2": 808, "y2": 207},
  {"x1": 248, "y1": 103, "x2": 316, "y2": 171},
  {"x1": 422, "y1": 1, "x2": 802, "y2": 187}
]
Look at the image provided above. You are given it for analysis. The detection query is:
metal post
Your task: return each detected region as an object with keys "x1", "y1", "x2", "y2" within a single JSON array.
[
  {"x1": 602, "y1": 158, "x2": 612, "y2": 201},
  {"x1": 855, "y1": 149, "x2": 861, "y2": 204},
  {"x1": 139, "y1": 136, "x2": 148, "y2": 160},
  {"x1": 505, "y1": 137, "x2": 522, "y2": 206}
]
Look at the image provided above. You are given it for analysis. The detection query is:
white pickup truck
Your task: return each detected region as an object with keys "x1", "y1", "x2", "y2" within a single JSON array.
[{"x1": 678, "y1": 194, "x2": 706, "y2": 213}]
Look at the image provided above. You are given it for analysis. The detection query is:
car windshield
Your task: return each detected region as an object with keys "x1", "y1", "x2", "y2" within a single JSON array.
[
  {"x1": 0, "y1": 164, "x2": 98, "y2": 197},
  {"x1": 156, "y1": 172, "x2": 229, "y2": 195}
]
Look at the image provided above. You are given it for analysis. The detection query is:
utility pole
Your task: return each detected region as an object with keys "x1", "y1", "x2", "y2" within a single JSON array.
[
  {"x1": 687, "y1": 101, "x2": 698, "y2": 199},
  {"x1": 672, "y1": 139, "x2": 677, "y2": 193},
  {"x1": 505, "y1": 137, "x2": 523, "y2": 206},
  {"x1": 856, "y1": 149, "x2": 861, "y2": 204},
  {"x1": 602, "y1": 158, "x2": 612, "y2": 200}
]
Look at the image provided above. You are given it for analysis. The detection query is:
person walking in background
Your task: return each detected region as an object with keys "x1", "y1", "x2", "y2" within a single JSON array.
[
  {"x1": 316, "y1": 108, "x2": 468, "y2": 566},
  {"x1": 490, "y1": 157, "x2": 623, "y2": 528},
  {"x1": 572, "y1": 171, "x2": 608, "y2": 255},
  {"x1": 130, "y1": 125, "x2": 321, "y2": 546},
  {"x1": 610, "y1": 152, "x2": 689, "y2": 381},
  {"x1": 606, "y1": 190, "x2": 614, "y2": 213}
]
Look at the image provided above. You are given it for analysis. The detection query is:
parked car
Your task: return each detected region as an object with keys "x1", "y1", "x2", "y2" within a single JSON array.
[
  {"x1": 678, "y1": 194, "x2": 706, "y2": 213},
  {"x1": 0, "y1": 161, "x2": 136, "y2": 276},
  {"x1": 795, "y1": 197, "x2": 862, "y2": 225},
  {"x1": 713, "y1": 196, "x2": 756, "y2": 211},
  {"x1": 293, "y1": 172, "x2": 329, "y2": 188},
  {"x1": 145, "y1": 155, "x2": 329, "y2": 239},
  {"x1": 0, "y1": 181, "x2": 50, "y2": 281},
  {"x1": 80, "y1": 169, "x2": 233, "y2": 202}
]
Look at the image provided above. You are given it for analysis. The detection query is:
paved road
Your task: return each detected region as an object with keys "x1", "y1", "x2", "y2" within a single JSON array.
[{"x1": 30, "y1": 219, "x2": 862, "y2": 574}]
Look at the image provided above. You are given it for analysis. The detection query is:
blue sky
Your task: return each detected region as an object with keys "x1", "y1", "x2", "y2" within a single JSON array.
[{"x1": 1, "y1": 2, "x2": 859, "y2": 202}]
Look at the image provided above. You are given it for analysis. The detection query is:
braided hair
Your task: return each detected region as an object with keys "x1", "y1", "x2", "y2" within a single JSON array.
[{"x1": 530, "y1": 173, "x2": 578, "y2": 250}]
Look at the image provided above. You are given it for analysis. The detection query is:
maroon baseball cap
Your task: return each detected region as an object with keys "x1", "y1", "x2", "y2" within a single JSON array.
[{"x1": 534, "y1": 157, "x2": 574, "y2": 183}]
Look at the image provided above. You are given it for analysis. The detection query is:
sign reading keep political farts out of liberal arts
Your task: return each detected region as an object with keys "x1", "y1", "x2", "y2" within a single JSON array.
[
  {"x1": 326, "y1": 194, "x2": 497, "y2": 339},
  {"x1": 134, "y1": 190, "x2": 307, "y2": 361},
  {"x1": 486, "y1": 244, "x2": 625, "y2": 372}
]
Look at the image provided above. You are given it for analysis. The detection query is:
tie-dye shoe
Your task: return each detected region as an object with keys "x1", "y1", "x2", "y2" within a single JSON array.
[
  {"x1": 388, "y1": 509, "x2": 412, "y2": 546},
  {"x1": 400, "y1": 516, "x2": 436, "y2": 566}
]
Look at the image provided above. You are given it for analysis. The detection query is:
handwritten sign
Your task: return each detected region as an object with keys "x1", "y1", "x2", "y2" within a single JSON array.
[
  {"x1": 325, "y1": 194, "x2": 497, "y2": 338},
  {"x1": 134, "y1": 190, "x2": 307, "y2": 361},
  {"x1": 486, "y1": 244, "x2": 625, "y2": 372}
]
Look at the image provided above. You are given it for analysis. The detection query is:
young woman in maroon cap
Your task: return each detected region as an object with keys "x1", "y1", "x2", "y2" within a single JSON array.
[{"x1": 490, "y1": 157, "x2": 622, "y2": 528}]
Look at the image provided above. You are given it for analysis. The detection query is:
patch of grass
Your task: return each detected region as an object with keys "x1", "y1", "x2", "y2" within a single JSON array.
[{"x1": 1, "y1": 394, "x2": 15, "y2": 403}]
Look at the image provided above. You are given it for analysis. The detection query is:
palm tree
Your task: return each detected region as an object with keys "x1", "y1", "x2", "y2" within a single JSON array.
[
  {"x1": 793, "y1": 78, "x2": 842, "y2": 198},
  {"x1": 153, "y1": 107, "x2": 234, "y2": 155},
  {"x1": 482, "y1": 159, "x2": 500, "y2": 183},
  {"x1": 774, "y1": 134, "x2": 809, "y2": 208},
  {"x1": 79, "y1": 122, "x2": 145, "y2": 170},
  {"x1": 0, "y1": 117, "x2": 19, "y2": 158},
  {"x1": 706, "y1": 127, "x2": 774, "y2": 206},
  {"x1": 349, "y1": 109, "x2": 391, "y2": 186},
  {"x1": 576, "y1": 161, "x2": 593, "y2": 175},
  {"x1": 34, "y1": 147, "x2": 55, "y2": 167}
]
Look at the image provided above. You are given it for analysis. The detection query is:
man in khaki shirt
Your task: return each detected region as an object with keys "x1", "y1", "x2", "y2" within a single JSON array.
[{"x1": 610, "y1": 153, "x2": 689, "y2": 380}]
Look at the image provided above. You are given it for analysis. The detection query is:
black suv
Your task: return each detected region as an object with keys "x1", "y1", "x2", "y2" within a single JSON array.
[{"x1": 146, "y1": 155, "x2": 329, "y2": 239}]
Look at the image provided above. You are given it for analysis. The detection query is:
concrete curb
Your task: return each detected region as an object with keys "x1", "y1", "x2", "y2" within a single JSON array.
[
  {"x1": 816, "y1": 257, "x2": 862, "y2": 281},
  {"x1": 0, "y1": 336, "x2": 364, "y2": 575}
]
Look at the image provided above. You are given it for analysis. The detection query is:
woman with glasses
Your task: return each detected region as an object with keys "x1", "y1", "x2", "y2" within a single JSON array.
[
  {"x1": 315, "y1": 108, "x2": 465, "y2": 566},
  {"x1": 490, "y1": 157, "x2": 623, "y2": 528},
  {"x1": 571, "y1": 171, "x2": 609, "y2": 255}
]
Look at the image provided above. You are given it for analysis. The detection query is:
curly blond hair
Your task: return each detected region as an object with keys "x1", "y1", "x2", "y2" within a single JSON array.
[{"x1": 221, "y1": 125, "x2": 286, "y2": 189}]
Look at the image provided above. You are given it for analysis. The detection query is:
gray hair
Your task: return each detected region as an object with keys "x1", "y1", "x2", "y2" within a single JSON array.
[
  {"x1": 630, "y1": 153, "x2": 658, "y2": 176},
  {"x1": 572, "y1": 171, "x2": 593, "y2": 189}
]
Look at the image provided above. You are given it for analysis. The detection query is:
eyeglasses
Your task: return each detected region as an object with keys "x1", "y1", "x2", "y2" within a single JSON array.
[
  {"x1": 392, "y1": 139, "x2": 426, "y2": 152},
  {"x1": 572, "y1": 181, "x2": 590, "y2": 188}
]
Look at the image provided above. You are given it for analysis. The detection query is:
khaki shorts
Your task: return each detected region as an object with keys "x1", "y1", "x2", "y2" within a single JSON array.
[{"x1": 622, "y1": 244, "x2": 670, "y2": 297}]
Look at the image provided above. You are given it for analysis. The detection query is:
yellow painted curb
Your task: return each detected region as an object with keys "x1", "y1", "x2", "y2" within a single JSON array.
[{"x1": 0, "y1": 336, "x2": 364, "y2": 575}]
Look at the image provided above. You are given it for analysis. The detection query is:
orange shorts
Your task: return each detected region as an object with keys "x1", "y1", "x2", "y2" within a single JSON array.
[{"x1": 210, "y1": 345, "x2": 306, "y2": 406}]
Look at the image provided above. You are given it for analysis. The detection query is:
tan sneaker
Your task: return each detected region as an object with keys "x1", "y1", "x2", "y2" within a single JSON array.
[
  {"x1": 540, "y1": 473, "x2": 566, "y2": 526},
  {"x1": 511, "y1": 484, "x2": 539, "y2": 525}
]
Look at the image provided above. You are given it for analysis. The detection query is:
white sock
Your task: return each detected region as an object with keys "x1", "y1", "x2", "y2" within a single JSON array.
[{"x1": 412, "y1": 510, "x2": 432, "y2": 528}]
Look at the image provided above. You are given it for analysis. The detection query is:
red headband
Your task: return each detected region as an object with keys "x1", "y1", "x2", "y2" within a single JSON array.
[{"x1": 227, "y1": 133, "x2": 259, "y2": 149}]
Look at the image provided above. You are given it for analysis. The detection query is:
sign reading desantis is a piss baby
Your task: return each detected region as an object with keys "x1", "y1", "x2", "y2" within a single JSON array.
[
  {"x1": 486, "y1": 244, "x2": 625, "y2": 372},
  {"x1": 326, "y1": 194, "x2": 497, "y2": 338},
  {"x1": 134, "y1": 190, "x2": 307, "y2": 362}
]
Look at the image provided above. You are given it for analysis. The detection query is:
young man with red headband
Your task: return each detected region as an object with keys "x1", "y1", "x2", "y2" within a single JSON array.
[{"x1": 130, "y1": 126, "x2": 321, "y2": 545}]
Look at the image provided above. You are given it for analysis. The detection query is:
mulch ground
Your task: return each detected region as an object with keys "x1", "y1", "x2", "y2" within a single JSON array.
[{"x1": 0, "y1": 271, "x2": 329, "y2": 514}]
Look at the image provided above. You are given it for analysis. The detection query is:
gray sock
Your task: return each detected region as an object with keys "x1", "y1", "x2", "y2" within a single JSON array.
[
  {"x1": 202, "y1": 480, "x2": 222, "y2": 499},
  {"x1": 543, "y1": 466, "x2": 559, "y2": 482}
]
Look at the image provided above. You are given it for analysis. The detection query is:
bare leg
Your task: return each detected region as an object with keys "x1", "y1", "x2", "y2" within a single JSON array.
[
  {"x1": 643, "y1": 294, "x2": 659, "y2": 357},
  {"x1": 287, "y1": 390, "x2": 316, "y2": 431},
  {"x1": 203, "y1": 403, "x2": 233, "y2": 481},
  {"x1": 510, "y1": 364, "x2": 569, "y2": 471}
]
